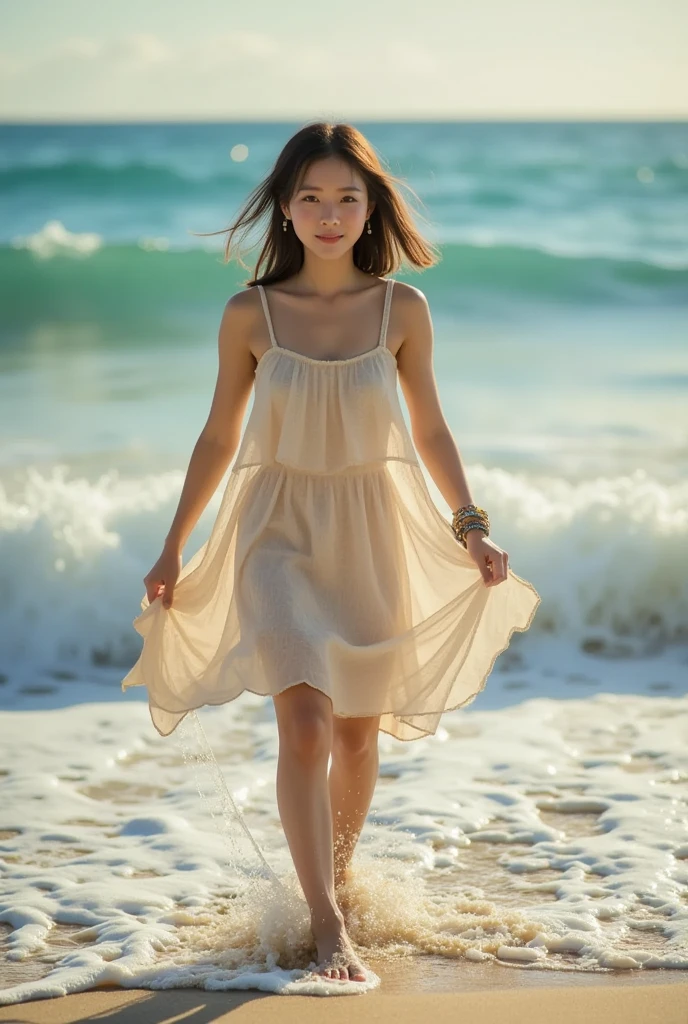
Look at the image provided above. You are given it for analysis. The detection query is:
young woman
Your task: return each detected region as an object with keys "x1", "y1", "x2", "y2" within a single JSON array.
[{"x1": 122, "y1": 121, "x2": 540, "y2": 984}]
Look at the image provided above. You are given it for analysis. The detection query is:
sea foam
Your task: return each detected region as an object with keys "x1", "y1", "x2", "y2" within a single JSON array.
[{"x1": 0, "y1": 692, "x2": 686, "y2": 1004}]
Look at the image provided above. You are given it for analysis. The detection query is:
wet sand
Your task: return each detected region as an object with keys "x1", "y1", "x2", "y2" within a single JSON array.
[{"x1": 0, "y1": 971, "x2": 686, "y2": 1024}]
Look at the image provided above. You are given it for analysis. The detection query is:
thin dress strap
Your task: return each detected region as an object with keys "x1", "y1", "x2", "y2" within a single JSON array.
[
  {"x1": 377, "y1": 279, "x2": 395, "y2": 349},
  {"x1": 256, "y1": 284, "x2": 279, "y2": 348}
]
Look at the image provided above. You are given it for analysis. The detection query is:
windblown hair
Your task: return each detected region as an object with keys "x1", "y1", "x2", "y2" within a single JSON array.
[{"x1": 197, "y1": 121, "x2": 440, "y2": 285}]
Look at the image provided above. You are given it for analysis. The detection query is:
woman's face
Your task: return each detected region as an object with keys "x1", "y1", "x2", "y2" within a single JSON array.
[{"x1": 282, "y1": 156, "x2": 374, "y2": 258}]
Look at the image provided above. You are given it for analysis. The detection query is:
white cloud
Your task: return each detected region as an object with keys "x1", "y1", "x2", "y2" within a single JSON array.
[
  {"x1": 214, "y1": 31, "x2": 279, "y2": 60},
  {"x1": 56, "y1": 36, "x2": 101, "y2": 61},
  {"x1": 0, "y1": 30, "x2": 283, "y2": 79},
  {"x1": 104, "y1": 33, "x2": 174, "y2": 68},
  {"x1": 0, "y1": 19, "x2": 683, "y2": 118},
  {"x1": 0, "y1": 31, "x2": 438, "y2": 82}
]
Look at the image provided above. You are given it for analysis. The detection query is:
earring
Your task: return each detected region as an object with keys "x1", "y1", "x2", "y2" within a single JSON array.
[
  {"x1": 282, "y1": 219, "x2": 288, "y2": 232},
  {"x1": 366, "y1": 219, "x2": 372, "y2": 234}
]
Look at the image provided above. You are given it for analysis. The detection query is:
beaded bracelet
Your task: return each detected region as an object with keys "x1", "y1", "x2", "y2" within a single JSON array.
[{"x1": 451, "y1": 503, "x2": 490, "y2": 548}]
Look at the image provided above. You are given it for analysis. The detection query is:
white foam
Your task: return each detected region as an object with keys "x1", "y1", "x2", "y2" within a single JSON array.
[
  {"x1": 0, "y1": 463, "x2": 686, "y2": 683},
  {"x1": 0, "y1": 692, "x2": 686, "y2": 1005},
  {"x1": 11, "y1": 220, "x2": 103, "y2": 259}
]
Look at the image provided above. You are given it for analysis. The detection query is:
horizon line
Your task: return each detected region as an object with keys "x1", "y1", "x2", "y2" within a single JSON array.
[{"x1": 1, "y1": 114, "x2": 687, "y2": 126}]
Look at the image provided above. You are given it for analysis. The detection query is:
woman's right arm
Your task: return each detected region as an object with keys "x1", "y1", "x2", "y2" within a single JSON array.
[{"x1": 144, "y1": 291, "x2": 257, "y2": 607}]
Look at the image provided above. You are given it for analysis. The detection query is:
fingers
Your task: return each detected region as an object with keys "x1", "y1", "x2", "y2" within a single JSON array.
[
  {"x1": 143, "y1": 575, "x2": 174, "y2": 608},
  {"x1": 143, "y1": 576, "x2": 159, "y2": 605},
  {"x1": 484, "y1": 552, "x2": 509, "y2": 587}
]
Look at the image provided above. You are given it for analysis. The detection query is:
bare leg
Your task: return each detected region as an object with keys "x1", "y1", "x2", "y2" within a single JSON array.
[
  {"x1": 329, "y1": 715, "x2": 381, "y2": 889},
  {"x1": 272, "y1": 683, "x2": 367, "y2": 982}
]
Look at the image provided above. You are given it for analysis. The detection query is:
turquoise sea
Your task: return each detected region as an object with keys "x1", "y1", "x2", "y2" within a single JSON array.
[{"x1": 0, "y1": 120, "x2": 686, "y2": 693}]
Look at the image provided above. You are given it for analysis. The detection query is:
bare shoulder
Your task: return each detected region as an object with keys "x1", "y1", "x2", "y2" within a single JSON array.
[
  {"x1": 389, "y1": 281, "x2": 432, "y2": 358},
  {"x1": 390, "y1": 280, "x2": 430, "y2": 328},
  {"x1": 391, "y1": 280, "x2": 429, "y2": 308},
  {"x1": 222, "y1": 285, "x2": 263, "y2": 324},
  {"x1": 200, "y1": 289, "x2": 258, "y2": 447},
  {"x1": 392, "y1": 283, "x2": 442, "y2": 432},
  {"x1": 218, "y1": 286, "x2": 264, "y2": 355}
]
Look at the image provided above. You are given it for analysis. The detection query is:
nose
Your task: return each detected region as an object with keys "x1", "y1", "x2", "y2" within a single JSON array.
[{"x1": 320, "y1": 205, "x2": 340, "y2": 225}]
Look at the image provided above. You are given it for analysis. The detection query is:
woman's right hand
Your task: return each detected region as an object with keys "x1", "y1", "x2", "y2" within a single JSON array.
[{"x1": 143, "y1": 547, "x2": 183, "y2": 609}]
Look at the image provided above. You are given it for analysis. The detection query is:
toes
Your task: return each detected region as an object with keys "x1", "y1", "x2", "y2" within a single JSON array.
[
  {"x1": 349, "y1": 961, "x2": 366, "y2": 981},
  {"x1": 314, "y1": 958, "x2": 366, "y2": 983},
  {"x1": 321, "y1": 966, "x2": 343, "y2": 981}
]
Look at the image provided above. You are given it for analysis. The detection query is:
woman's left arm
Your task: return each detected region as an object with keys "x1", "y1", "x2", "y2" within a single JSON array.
[{"x1": 395, "y1": 284, "x2": 509, "y2": 588}]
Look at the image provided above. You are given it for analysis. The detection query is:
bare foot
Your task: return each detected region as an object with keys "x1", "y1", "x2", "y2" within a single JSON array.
[{"x1": 311, "y1": 917, "x2": 367, "y2": 983}]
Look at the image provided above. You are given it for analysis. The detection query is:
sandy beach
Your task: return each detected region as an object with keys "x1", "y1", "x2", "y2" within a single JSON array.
[{"x1": 0, "y1": 976, "x2": 686, "y2": 1024}]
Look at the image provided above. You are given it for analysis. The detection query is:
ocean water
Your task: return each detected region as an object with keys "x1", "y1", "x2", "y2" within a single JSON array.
[
  {"x1": 1, "y1": 693, "x2": 687, "y2": 1003},
  {"x1": 0, "y1": 121, "x2": 687, "y2": 1000}
]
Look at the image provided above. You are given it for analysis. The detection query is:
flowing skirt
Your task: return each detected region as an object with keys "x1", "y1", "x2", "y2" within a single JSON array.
[{"x1": 122, "y1": 459, "x2": 541, "y2": 741}]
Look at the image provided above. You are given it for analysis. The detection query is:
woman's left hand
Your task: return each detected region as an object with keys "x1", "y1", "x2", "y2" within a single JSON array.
[{"x1": 464, "y1": 531, "x2": 509, "y2": 587}]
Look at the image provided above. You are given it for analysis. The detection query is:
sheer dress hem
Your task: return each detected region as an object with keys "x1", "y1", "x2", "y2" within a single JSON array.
[{"x1": 136, "y1": 580, "x2": 540, "y2": 742}]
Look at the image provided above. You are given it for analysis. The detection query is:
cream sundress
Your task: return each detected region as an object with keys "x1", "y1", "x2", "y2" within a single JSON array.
[{"x1": 122, "y1": 279, "x2": 541, "y2": 741}]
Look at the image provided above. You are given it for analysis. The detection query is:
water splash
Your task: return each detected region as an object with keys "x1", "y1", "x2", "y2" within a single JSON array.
[{"x1": 175, "y1": 710, "x2": 283, "y2": 888}]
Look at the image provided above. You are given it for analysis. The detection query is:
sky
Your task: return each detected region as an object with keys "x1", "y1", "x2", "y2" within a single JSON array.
[{"x1": 1, "y1": 0, "x2": 686, "y2": 121}]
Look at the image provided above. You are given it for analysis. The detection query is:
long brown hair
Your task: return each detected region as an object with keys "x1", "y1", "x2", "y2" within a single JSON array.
[{"x1": 196, "y1": 121, "x2": 440, "y2": 286}]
